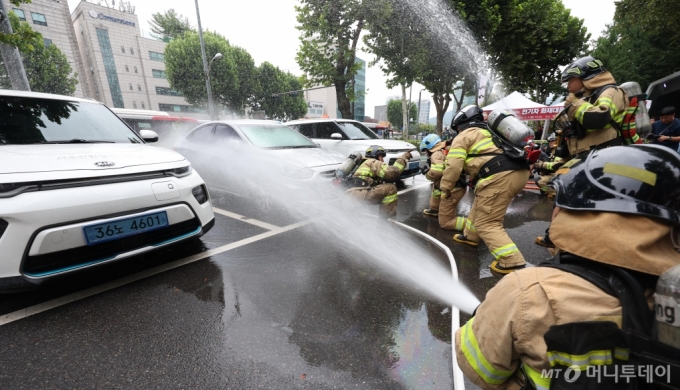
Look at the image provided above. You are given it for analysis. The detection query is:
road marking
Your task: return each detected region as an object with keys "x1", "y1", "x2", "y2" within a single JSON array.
[
  {"x1": 212, "y1": 207, "x2": 280, "y2": 231},
  {"x1": 398, "y1": 182, "x2": 431, "y2": 195},
  {"x1": 0, "y1": 220, "x2": 310, "y2": 327}
]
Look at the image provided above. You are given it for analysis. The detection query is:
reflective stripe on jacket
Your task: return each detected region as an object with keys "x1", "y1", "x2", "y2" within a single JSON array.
[
  {"x1": 440, "y1": 127, "x2": 502, "y2": 192},
  {"x1": 454, "y1": 267, "x2": 623, "y2": 390},
  {"x1": 354, "y1": 157, "x2": 406, "y2": 183},
  {"x1": 425, "y1": 146, "x2": 447, "y2": 185}
]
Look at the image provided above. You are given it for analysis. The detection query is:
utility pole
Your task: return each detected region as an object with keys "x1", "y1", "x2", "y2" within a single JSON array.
[
  {"x1": 194, "y1": 0, "x2": 213, "y2": 120},
  {"x1": 0, "y1": 3, "x2": 30, "y2": 91}
]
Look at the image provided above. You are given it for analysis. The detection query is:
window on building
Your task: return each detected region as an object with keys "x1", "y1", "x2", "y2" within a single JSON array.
[
  {"x1": 129, "y1": 83, "x2": 133, "y2": 91},
  {"x1": 149, "y1": 51, "x2": 165, "y2": 62},
  {"x1": 121, "y1": 46, "x2": 125, "y2": 53},
  {"x1": 155, "y1": 87, "x2": 182, "y2": 96},
  {"x1": 134, "y1": 66, "x2": 138, "y2": 73},
  {"x1": 130, "y1": 47, "x2": 134, "y2": 55},
  {"x1": 31, "y1": 12, "x2": 47, "y2": 26},
  {"x1": 95, "y1": 28, "x2": 124, "y2": 108},
  {"x1": 133, "y1": 101, "x2": 137, "y2": 108},
  {"x1": 125, "y1": 65, "x2": 129, "y2": 72},
  {"x1": 43, "y1": 38, "x2": 52, "y2": 47},
  {"x1": 141, "y1": 102, "x2": 145, "y2": 109},
  {"x1": 13, "y1": 9, "x2": 26, "y2": 21},
  {"x1": 152, "y1": 69, "x2": 166, "y2": 79},
  {"x1": 138, "y1": 84, "x2": 142, "y2": 91}
]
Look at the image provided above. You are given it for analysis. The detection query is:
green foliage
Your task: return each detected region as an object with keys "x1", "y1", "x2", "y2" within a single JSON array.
[
  {"x1": 252, "y1": 62, "x2": 307, "y2": 121},
  {"x1": 616, "y1": 0, "x2": 680, "y2": 45},
  {"x1": 413, "y1": 123, "x2": 435, "y2": 134},
  {"x1": 165, "y1": 31, "x2": 257, "y2": 115},
  {"x1": 387, "y1": 99, "x2": 417, "y2": 129},
  {"x1": 485, "y1": 0, "x2": 589, "y2": 105},
  {"x1": 0, "y1": 13, "x2": 77, "y2": 95},
  {"x1": 295, "y1": 0, "x2": 382, "y2": 119},
  {"x1": 149, "y1": 9, "x2": 192, "y2": 42},
  {"x1": 592, "y1": 1, "x2": 680, "y2": 91},
  {"x1": 0, "y1": 1, "x2": 41, "y2": 50}
]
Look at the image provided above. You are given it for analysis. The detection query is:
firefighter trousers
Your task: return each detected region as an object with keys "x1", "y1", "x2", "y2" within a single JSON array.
[
  {"x1": 464, "y1": 170, "x2": 528, "y2": 267},
  {"x1": 438, "y1": 186, "x2": 467, "y2": 230},
  {"x1": 346, "y1": 183, "x2": 398, "y2": 218}
]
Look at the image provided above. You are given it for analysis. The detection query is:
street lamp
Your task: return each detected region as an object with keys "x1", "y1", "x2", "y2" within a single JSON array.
[{"x1": 207, "y1": 52, "x2": 223, "y2": 119}]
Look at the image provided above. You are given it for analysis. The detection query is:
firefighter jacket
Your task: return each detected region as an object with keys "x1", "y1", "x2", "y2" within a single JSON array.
[
  {"x1": 455, "y1": 209, "x2": 680, "y2": 390},
  {"x1": 534, "y1": 148, "x2": 563, "y2": 173},
  {"x1": 564, "y1": 72, "x2": 631, "y2": 156},
  {"x1": 353, "y1": 155, "x2": 407, "y2": 184},
  {"x1": 425, "y1": 142, "x2": 448, "y2": 186},
  {"x1": 440, "y1": 126, "x2": 509, "y2": 192}
]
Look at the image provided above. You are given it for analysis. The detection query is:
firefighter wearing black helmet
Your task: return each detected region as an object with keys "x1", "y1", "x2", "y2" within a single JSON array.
[
  {"x1": 455, "y1": 144, "x2": 680, "y2": 390},
  {"x1": 533, "y1": 133, "x2": 563, "y2": 198},
  {"x1": 440, "y1": 105, "x2": 528, "y2": 274},
  {"x1": 346, "y1": 145, "x2": 411, "y2": 218},
  {"x1": 558, "y1": 55, "x2": 636, "y2": 157}
]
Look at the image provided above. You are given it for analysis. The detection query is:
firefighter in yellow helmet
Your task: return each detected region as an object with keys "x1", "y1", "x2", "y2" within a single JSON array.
[
  {"x1": 455, "y1": 144, "x2": 680, "y2": 390},
  {"x1": 532, "y1": 133, "x2": 563, "y2": 199},
  {"x1": 419, "y1": 134, "x2": 468, "y2": 230},
  {"x1": 440, "y1": 105, "x2": 530, "y2": 274},
  {"x1": 537, "y1": 55, "x2": 637, "y2": 248},
  {"x1": 346, "y1": 145, "x2": 411, "y2": 219}
]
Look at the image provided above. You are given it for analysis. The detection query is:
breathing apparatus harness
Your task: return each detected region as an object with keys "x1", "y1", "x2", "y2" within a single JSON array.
[
  {"x1": 533, "y1": 254, "x2": 680, "y2": 390},
  {"x1": 340, "y1": 158, "x2": 384, "y2": 189}
]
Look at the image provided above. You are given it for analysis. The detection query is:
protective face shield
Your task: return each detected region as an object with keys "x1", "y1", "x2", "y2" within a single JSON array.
[
  {"x1": 561, "y1": 56, "x2": 607, "y2": 83},
  {"x1": 451, "y1": 105, "x2": 484, "y2": 132},
  {"x1": 487, "y1": 109, "x2": 535, "y2": 149},
  {"x1": 420, "y1": 134, "x2": 442, "y2": 152},
  {"x1": 550, "y1": 144, "x2": 680, "y2": 227}
]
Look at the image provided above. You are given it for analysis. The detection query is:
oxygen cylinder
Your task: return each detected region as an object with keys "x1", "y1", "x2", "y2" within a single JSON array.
[
  {"x1": 335, "y1": 152, "x2": 363, "y2": 178},
  {"x1": 655, "y1": 264, "x2": 680, "y2": 348},
  {"x1": 620, "y1": 81, "x2": 652, "y2": 139},
  {"x1": 487, "y1": 109, "x2": 535, "y2": 148}
]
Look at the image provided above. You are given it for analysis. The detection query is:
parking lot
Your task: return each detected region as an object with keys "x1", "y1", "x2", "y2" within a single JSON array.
[{"x1": 0, "y1": 176, "x2": 554, "y2": 389}]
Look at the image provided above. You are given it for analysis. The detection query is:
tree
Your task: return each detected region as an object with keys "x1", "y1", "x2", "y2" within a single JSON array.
[
  {"x1": 387, "y1": 99, "x2": 416, "y2": 130},
  {"x1": 0, "y1": 13, "x2": 77, "y2": 95},
  {"x1": 295, "y1": 0, "x2": 381, "y2": 119},
  {"x1": 165, "y1": 31, "x2": 257, "y2": 115},
  {"x1": 615, "y1": 0, "x2": 680, "y2": 46},
  {"x1": 149, "y1": 9, "x2": 192, "y2": 42},
  {"x1": 0, "y1": 0, "x2": 40, "y2": 48},
  {"x1": 592, "y1": 1, "x2": 680, "y2": 91},
  {"x1": 251, "y1": 62, "x2": 307, "y2": 121},
  {"x1": 484, "y1": 0, "x2": 589, "y2": 105}
]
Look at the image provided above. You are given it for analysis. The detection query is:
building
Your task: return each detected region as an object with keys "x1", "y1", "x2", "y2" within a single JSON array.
[
  {"x1": 417, "y1": 100, "x2": 430, "y2": 124},
  {"x1": 70, "y1": 0, "x2": 200, "y2": 115},
  {"x1": 5, "y1": 0, "x2": 88, "y2": 97},
  {"x1": 352, "y1": 57, "x2": 365, "y2": 121},
  {"x1": 374, "y1": 105, "x2": 387, "y2": 123},
  {"x1": 303, "y1": 57, "x2": 366, "y2": 121}
]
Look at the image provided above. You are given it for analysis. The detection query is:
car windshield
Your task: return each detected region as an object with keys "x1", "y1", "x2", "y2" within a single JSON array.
[
  {"x1": 239, "y1": 124, "x2": 318, "y2": 149},
  {"x1": 337, "y1": 122, "x2": 379, "y2": 140},
  {"x1": 0, "y1": 96, "x2": 142, "y2": 144}
]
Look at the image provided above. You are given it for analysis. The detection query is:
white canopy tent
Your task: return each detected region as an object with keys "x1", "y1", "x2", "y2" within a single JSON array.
[{"x1": 483, "y1": 92, "x2": 564, "y2": 139}]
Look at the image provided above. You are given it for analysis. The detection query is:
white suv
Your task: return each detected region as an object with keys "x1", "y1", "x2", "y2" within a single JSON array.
[
  {"x1": 0, "y1": 91, "x2": 215, "y2": 291},
  {"x1": 286, "y1": 119, "x2": 422, "y2": 178}
]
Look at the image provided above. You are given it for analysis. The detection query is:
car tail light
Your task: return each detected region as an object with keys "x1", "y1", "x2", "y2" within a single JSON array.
[
  {"x1": 0, "y1": 219, "x2": 7, "y2": 239},
  {"x1": 192, "y1": 185, "x2": 209, "y2": 204}
]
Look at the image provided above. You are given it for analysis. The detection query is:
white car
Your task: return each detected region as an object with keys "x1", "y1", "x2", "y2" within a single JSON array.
[
  {"x1": 0, "y1": 90, "x2": 215, "y2": 291},
  {"x1": 175, "y1": 120, "x2": 345, "y2": 211},
  {"x1": 286, "y1": 119, "x2": 422, "y2": 178}
]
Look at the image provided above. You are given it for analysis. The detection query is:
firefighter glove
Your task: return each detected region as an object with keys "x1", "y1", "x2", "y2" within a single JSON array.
[
  {"x1": 401, "y1": 151, "x2": 413, "y2": 160},
  {"x1": 420, "y1": 166, "x2": 430, "y2": 176},
  {"x1": 441, "y1": 189, "x2": 451, "y2": 199},
  {"x1": 534, "y1": 161, "x2": 544, "y2": 169}
]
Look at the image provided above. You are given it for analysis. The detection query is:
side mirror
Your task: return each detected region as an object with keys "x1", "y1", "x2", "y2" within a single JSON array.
[
  {"x1": 330, "y1": 133, "x2": 342, "y2": 140},
  {"x1": 139, "y1": 130, "x2": 159, "y2": 143}
]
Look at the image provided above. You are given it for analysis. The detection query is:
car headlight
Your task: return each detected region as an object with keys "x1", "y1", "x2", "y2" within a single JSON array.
[
  {"x1": 167, "y1": 165, "x2": 193, "y2": 177},
  {"x1": 278, "y1": 163, "x2": 315, "y2": 180}
]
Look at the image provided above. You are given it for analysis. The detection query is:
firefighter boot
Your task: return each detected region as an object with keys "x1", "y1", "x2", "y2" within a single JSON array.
[
  {"x1": 453, "y1": 234, "x2": 479, "y2": 247},
  {"x1": 423, "y1": 208, "x2": 439, "y2": 217},
  {"x1": 535, "y1": 228, "x2": 555, "y2": 248}
]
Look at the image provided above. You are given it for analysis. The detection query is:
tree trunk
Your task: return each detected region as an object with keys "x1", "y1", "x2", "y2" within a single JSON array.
[
  {"x1": 433, "y1": 91, "x2": 451, "y2": 136},
  {"x1": 401, "y1": 84, "x2": 408, "y2": 139},
  {"x1": 335, "y1": 79, "x2": 353, "y2": 119}
]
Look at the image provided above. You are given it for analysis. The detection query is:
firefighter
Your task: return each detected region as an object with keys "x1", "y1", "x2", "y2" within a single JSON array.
[
  {"x1": 346, "y1": 145, "x2": 411, "y2": 219},
  {"x1": 532, "y1": 134, "x2": 562, "y2": 199},
  {"x1": 440, "y1": 105, "x2": 529, "y2": 274},
  {"x1": 419, "y1": 134, "x2": 468, "y2": 230},
  {"x1": 537, "y1": 55, "x2": 633, "y2": 248},
  {"x1": 455, "y1": 144, "x2": 680, "y2": 390}
]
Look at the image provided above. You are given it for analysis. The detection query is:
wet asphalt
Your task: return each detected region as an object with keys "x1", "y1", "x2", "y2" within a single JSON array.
[{"x1": 0, "y1": 175, "x2": 554, "y2": 389}]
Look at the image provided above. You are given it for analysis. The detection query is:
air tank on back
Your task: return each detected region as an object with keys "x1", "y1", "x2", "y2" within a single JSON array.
[
  {"x1": 656, "y1": 264, "x2": 680, "y2": 348},
  {"x1": 487, "y1": 109, "x2": 535, "y2": 149},
  {"x1": 619, "y1": 81, "x2": 652, "y2": 139},
  {"x1": 336, "y1": 152, "x2": 363, "y2": 178}
]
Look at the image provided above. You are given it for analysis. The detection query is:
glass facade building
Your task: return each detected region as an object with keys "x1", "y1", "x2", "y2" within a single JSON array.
[
  {"x1": 353, "y1": 58, "x2": 365, "y2": 121},
  {"x1": 96, "y1": 28, "x2": 124, "y2": 108}
]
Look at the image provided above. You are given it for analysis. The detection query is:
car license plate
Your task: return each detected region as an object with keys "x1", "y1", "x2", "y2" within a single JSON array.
[
  {"x1": 83, "y1": 211, "x2": 169, "y2": 245},
  {"x1": 408, "y1": 161, "x2": 420, "y2": 170}
]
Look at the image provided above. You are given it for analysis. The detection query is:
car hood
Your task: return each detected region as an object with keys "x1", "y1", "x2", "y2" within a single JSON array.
[
  {"x1": 263, "y1": 147, "x2": 345, "y2": 168},
  {"x1": 345, "y1": 139, "x2": 416, "y2": 151},
  {"x1": 0, "y1": 144, "x2": 186, "y2": 175}
]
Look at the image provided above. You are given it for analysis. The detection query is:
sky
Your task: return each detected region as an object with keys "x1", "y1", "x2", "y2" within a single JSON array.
[{"x1": 67, "y1": 0, "x2": 617, "y2": 118}]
